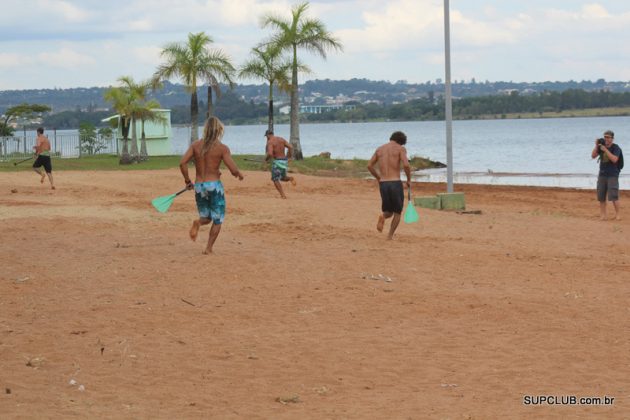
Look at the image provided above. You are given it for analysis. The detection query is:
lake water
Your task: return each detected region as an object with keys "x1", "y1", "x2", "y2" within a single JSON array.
[
  {"x1": 15, "y1": 116, "x2": 628, "y2": 189},
  {"x1": 171, "y1": 116, "x2": 629, "y2": 189}
]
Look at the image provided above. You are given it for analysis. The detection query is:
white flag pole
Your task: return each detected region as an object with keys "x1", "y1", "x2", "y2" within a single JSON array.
[{"x1": 444, "y1": 0, "x2": 454, "y2": 193}]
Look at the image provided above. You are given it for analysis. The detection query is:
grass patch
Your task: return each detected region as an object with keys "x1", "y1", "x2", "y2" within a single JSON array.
[
  {"x1": 0, "y1": 153, "x2": 443, "y2": 178},
  {"x1": 285, "y1": 156, "x2": 371, "y2": 177},
  {"x1": 230, "y1": 154, "x2": 373, "y2": 177},
  {"x1": 409, "y1": 155, "x2": 446, "y2": 170}
]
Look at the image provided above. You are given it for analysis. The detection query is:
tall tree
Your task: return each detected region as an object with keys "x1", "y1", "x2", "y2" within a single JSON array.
[
  {"x1": 200, "y1": 49, "x2": 236, "y2": 120},
  {"x1": 239, "y1": 45, "x2": 295, "y2": 131},
  {"x1": 153, "y1": 32, "x2": 235, "y2": 144},
  {"x1": 1, "y1": 103, "x2": 51, "y2": 136},
  {"x1": 262, "y1": 1, "x2": 342, "y2": 159}
]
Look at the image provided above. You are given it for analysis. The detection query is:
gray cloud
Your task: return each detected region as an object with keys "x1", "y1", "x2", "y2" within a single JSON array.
[{"x1": 1, "y1": 0, "x2": 630, "y2": 89}]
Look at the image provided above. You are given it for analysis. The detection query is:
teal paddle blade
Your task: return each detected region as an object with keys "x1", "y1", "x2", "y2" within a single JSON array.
[
  {"x1": 151, "y1": 193, "x2": 177, "y2": 213},
  {"x1": 152, "y1": 187, "x2": 188, "y2": 213},
  {"x1": 404, "y1": 201, "x2": 419, "y2": 223}
]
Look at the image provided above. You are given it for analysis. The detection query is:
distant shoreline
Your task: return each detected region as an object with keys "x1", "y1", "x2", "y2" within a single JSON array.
[
  {"x1": 464, "y1": 106, "x2": 630, "y2": 120},
  {"x1": 182, "y1": 106, "x2": 630, "y2": 127}
]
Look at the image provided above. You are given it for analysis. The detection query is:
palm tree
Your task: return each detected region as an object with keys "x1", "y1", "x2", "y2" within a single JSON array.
[
  {"x1": 117, "y1": 76, "x2": 145, "y2": 161},
  {"x1": 153, "y1": 32, "x2": 235, "y2": 144},
  {"x1": 104, "y1": 81, "x2": 137, "y2": 164},
  {"x1": 239, "y1": 45, "x2": 303, "y2": 131},
  {"x1": 121, "y1": 78, "x2": 164, "y2": 161},
  {"x1": 262, "y1": 1, "x2": 342, "y2": 159}
]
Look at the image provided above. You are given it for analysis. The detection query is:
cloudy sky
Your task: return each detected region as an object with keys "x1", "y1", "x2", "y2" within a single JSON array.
[{"x1": 1, "y1": 0, "x2": 630, "y2": 90}]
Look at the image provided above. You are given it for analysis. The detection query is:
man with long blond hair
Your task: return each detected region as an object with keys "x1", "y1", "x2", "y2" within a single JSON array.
[{"x1": 180, "y1": 117, "x2": 244, "y2": 254}]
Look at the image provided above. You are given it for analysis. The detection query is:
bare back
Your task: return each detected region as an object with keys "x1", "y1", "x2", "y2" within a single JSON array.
[
  {"x1": 266, "y1": 136, "x2": 291, "y2": 159},
  {"x1": 373, "y1": 141, "x2": 409, "y2": 181},
  {"x1": 182, "y1": 140, "x2": 239, "y2": 182}
]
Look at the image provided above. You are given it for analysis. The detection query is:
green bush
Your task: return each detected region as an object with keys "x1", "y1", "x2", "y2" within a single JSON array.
[{"x1": 78, "y1": 122, "x2": 108, "y2": 155}]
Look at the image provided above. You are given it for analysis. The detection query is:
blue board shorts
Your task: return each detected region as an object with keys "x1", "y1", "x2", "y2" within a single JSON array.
[
  {"x1": 194, "y1": 181, "x2": 225, "y2": 224},
  {"x1": 271, "y1": 158, "x2": 288, "y2": 181}
]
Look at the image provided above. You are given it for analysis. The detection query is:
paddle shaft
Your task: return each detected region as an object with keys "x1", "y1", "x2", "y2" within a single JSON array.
[{"x1": 14, "y1": 156, "x2": 34, "y2": 166}]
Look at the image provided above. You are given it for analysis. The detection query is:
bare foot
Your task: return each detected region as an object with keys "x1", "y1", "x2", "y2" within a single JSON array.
[
  {"x1": 614, "y1": 215, "x2": 621, "y2": 221},
  {"x1": 51, "y1": 185, "x2": 56, "y2": 190},
  {"x1": 40, "y1": 173, "x2": 46, "y2": 184},
  {"x1": 376, "y1": 215, "x2": 385, "y2": 232},
  {"x1": 290, "y1": 177, "x2": 297, "y2": 186},
  {"x1": 600, "y1": 216, "x2": 608, "y2": 221},
  {"x1": 202, "y1": 248, "x2": 213, "y2": 255},
  {"x1": 189, "y1": 220, "x2": 200, "y2": 241},
  {"x1": 387, "y1": 235, "x2": 394, "y2": 240}
]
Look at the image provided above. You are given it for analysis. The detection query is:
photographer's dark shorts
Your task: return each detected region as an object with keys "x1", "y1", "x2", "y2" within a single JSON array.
[
  {"x1": 33, "y1": 155, "x2": 52, "y2": 173},
  {"x1": 597, "y1": 176, "x2": 619, "y2": 202},
  {"x1": 379, "y1": 180, "x2": 404, "y2": 214}
]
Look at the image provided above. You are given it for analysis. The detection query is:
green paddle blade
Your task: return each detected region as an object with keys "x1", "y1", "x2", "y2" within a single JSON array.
[
  {"x1": 151, "y1": 193, "x2": 177, "y2": 213},
  {"x1": 404, "y1": 201, "x2": 419, "y2": 223}
]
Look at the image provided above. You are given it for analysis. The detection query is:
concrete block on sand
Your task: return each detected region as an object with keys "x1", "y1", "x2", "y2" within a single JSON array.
[
  {"x1": 414, "y1": 196, "x2": 441, "y2": 210},
  {"x1": 437, "y1": 192, "x2": 466, "y2": 210}
]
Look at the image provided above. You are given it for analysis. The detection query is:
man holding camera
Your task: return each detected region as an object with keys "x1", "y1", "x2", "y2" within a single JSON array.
[{"x1": 591, "y1": 130, "x2": 623, "y2": 220}]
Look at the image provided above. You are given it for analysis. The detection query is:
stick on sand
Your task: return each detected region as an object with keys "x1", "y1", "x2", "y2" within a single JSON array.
[{"x1": 13, "y1": 156, "x2": 34, "y2": 166}]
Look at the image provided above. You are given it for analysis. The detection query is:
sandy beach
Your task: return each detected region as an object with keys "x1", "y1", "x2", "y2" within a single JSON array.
[{"x1": 1, "y1": 169, "x2": 628, "y2": 419}]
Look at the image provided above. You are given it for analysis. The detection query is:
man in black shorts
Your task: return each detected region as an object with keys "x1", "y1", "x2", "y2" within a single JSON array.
[
  {"x1": 32, "y1": 127, "x2": 55, "y2": 189},
  {"x1": 367, "y1": 131, "x2": 412, "y2": 239}
]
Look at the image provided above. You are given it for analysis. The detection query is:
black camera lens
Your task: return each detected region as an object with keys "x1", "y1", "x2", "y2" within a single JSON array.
[{"x1": 598, "y1": 138, "x2": 606, "y2": 145}]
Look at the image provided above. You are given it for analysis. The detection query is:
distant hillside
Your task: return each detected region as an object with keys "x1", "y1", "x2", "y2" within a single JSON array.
[
  {"x1": 2, "y1": 78, "x2": 630, "y2": 115},
  {"x1": 0, "y1": 81, "x2": 285, "y2": 115},
  {"x1": 299, "y1": 78, "x2": 630, "y2": 105}
]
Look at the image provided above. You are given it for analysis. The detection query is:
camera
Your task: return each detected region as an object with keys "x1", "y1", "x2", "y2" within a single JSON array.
[{"x1": 597, "y1": 138, "x2": 606, "y2": 146}]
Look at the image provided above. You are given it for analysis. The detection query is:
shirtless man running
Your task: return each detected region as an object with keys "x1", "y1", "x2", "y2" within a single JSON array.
[
  {"x1": 180, "y1": 117, "x2": 244, "y2": 254},
  {"x1": 32, "y1": 127, "x2": 55, "y2": 189},
  {"x1": 264, "y1": 129, "x2": 296, "y2": 199},
  {"x1": 367, "y1": 131, "x2": 411, "y2": 240}
]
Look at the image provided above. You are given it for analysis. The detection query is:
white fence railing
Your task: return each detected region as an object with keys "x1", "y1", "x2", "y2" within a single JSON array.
[{"x1": 0, "y1": 134, "x2": 118, "y2": 161}]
